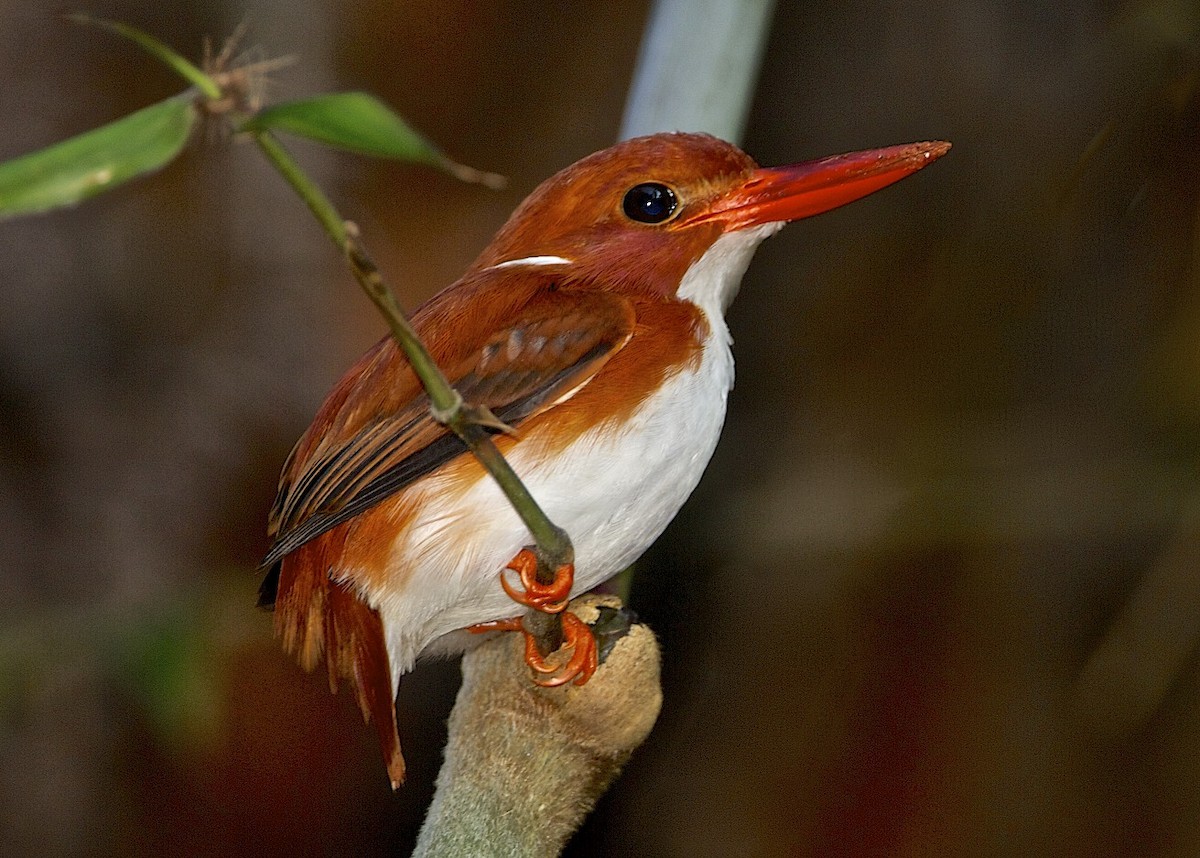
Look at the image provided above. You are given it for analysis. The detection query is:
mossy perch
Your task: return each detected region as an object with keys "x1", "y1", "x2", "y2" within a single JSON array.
[{"x1": 414, "y1": 596, "x2": 662, "y2": 856}]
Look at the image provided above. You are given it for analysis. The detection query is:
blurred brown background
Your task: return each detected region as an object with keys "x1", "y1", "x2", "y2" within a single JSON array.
[{"x1": 2, "y1": 0, "x2": 1199, "y2": 855}]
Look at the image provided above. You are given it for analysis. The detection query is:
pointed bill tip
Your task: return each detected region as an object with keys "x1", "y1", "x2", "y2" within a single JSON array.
[
  {"x1": 927, "y1": 140, "x2": 953, "y2": 159},
  {"x1": 897, "y1": 139, "x2": 952, "y2": 158}
]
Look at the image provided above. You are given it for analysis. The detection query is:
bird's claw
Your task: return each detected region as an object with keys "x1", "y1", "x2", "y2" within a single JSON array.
[
  {"x1": 528, "y1": 611, "x2": 598, "y2": 687},
  {"x1": 499, "y1": 548, "x2": 573, "y2": 613},
  {"x1": 466, "y1": 611, "x2": 598, "y2": 687}
]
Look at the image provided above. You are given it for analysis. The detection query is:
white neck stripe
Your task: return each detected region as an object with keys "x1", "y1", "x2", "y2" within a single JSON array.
[{"x1": 488, "y1": 255, "x2": 573, "y2": 270}]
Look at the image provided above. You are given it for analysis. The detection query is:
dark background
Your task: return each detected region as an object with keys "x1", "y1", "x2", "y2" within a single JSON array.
[{"x1": 2, "y1": 1, "x2": 1199, "y2": 855}]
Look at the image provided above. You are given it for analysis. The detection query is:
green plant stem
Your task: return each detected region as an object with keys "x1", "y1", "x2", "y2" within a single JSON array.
[
  {"x1": 250, "y1": 130, "x2": 348, "y2": 246},
  {"x1": 68, "y1": 15, "x2": 574, "y2": 597},
  {"x1": 251, "y1": 128, "x2": 572, "y2": 650},
  {"x1": 340, "y1": 229, "x2": 573, "y2": 567}
]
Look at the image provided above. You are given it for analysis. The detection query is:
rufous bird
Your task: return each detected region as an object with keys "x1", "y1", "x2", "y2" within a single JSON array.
[{"x1": 259, "y1": 132, "x2": 950, "y2": 787}]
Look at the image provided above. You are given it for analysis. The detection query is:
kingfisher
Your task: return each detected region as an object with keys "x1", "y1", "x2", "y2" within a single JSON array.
[{"x1": 259, "y1": 132, "x2": 950, "y2": 786}]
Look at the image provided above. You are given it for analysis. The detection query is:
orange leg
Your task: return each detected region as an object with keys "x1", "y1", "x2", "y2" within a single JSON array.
[{"x1": 499, "y1": 548, "x2": 573, "y2": 613}]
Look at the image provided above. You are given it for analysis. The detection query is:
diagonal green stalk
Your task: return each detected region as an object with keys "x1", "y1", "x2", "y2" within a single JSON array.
[
  {"x1": 73, "y1": 8, "x2": 575, "y2": 653},
  {"x1": 339, "y1": 222, "x2": 573, "y2": 567},
  {"x1": 250, "y1": 131, "x2": 348, "y2": 247},
  {"x1": 252, "y1": 128, "x2": 572, "y2": 648}
]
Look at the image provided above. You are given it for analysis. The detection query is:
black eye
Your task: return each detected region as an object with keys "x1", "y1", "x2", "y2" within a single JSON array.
[{"x1": 622, "y1": 183, "x2": 678, "y2": 224}]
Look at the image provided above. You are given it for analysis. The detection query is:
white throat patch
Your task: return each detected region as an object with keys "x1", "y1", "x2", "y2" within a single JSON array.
[{"x1": 675, "y1": 223, "x2": 782, "y2": 318}]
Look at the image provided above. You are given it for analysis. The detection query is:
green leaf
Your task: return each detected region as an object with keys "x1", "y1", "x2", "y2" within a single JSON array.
[
  {"x1": 64, "y1": 13, "x2": 221, "y2": 98},
  {"x1": 246, "y1": 92, "x2": 505, "y2": 188},
  {"x1": 0, "y1": 94, "x2": 197, "y2": 218}
]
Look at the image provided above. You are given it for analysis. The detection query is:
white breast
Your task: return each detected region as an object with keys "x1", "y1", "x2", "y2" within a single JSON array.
[{"x1": 368, "y1": 225, "x2": 781, "y2": 683}]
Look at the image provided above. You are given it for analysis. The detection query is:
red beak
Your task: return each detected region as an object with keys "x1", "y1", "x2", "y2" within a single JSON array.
[{"x1": 693, "y1": 140, "x2": 951, "y2": 230}]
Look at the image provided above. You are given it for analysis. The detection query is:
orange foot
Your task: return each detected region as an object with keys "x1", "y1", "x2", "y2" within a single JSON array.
[
  {"x1": 468, "y1": 611, "x2": 598, "y2": 687},
  {"x1": 499, "y1": 548, "x2": 573, "y2": 613}
]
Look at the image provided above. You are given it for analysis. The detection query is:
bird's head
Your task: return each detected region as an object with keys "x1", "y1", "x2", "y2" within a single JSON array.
[{"x1": 470, "y1": 132, "x2": 949, "y2": 314}]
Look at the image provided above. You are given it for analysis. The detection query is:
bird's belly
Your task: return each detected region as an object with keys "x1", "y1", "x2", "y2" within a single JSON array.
[{"x1": 372, "y1": 337, "x2": 734, "y2": 676}]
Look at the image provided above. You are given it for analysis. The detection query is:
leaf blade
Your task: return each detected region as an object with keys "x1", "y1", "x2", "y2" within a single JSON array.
[
  {"x1": 0, "y1": 94, "x2": 198, "y2": 218},
  {"x1": 246, "y1": 92, "x2": 504, "y2": 188},
  {"x1": 64, "y1": 13, "x2": 221, "y2": 98}
]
